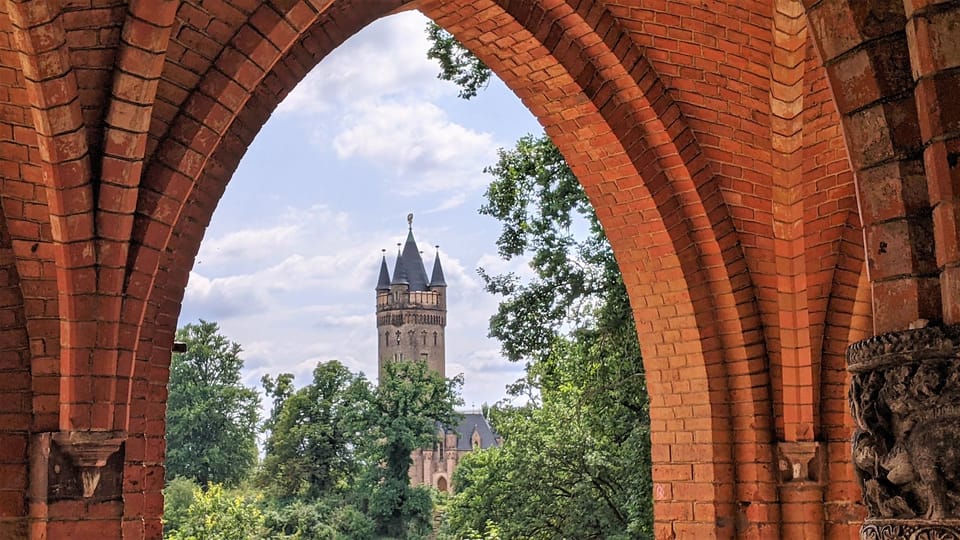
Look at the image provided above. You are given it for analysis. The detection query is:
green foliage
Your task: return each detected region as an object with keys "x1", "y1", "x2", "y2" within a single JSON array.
[
  {"x1": 330, "y1": 505, "x2": 375, "y2": 540},
  {"x1": 166, "y1": 484, "x2": 266, "y2": 540},
  {"x1": 254, "y1": 359, "x2": 462, "y2": 539},
  {"x1": 260, "y1": 498, "x2": 333, "y2": 540},
  {"x1": 164, "y1": 324, "x2": 467, "y2": 539},
  {"x1": 479, "y1": 134, "x2": 608, "y2": 366},
  {"x1": 163, "y1": 477, "x2": 199, "y2": 535},
  {"x1": 425, "y1": 22, "x2": 491, "y2": 100},
  {"x1": 349, "y1": 360, "x2": 463, "y2": 538},
  {"x1": 260, "y1": 361, "x2": 369, "y2": 499},
  {"x1": 166, "y1": 320, "x2": 261, "y2": 487},
  {"x1": 440, "y1": 132, "x2": 653, "y2": 538},
  {"x1": 261, "y1": 372, "x2": 295, "y2": 433}
]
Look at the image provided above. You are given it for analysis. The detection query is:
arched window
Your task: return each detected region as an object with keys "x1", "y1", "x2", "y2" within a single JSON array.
[
  {"x1": 434, "y1": 332, "x2": 438, "y2": 346},
  {"x1": 395, "y1": 330, "x2": 401, "y2": 345},
  {"x1": 408, "y1": 330, "x2": 415, "y2": 345},
  {"x1": 422, "y1": 331, "x2": 427, "y2": 345}
]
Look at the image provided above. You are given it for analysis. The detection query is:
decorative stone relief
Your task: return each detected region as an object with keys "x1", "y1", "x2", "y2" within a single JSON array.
[
  {"x1": 861, "y1": 520, "x2": 960, "y2": 539},
  {"x1": 848, "y1": 325, "x2": 960, "y2": 536},
  {"x1": 47, "y1": 431, "x2": 126, "y2": 500},
  {"x1": 777, "y1": 441, "x2": 824, "y2": 484}
]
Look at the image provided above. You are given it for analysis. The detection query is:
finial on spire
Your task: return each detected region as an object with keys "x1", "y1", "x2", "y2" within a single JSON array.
[{"x1": 407, "y1": 212, "x2": 413, "y2": 230}]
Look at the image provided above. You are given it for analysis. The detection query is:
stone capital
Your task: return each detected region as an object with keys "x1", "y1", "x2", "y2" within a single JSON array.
[
  {"x1": 50, "y1": 430, "x2": 126, "y2": 498},
  {"x1": 848, "y1": 325, "x2": 960, "y2": 537}
]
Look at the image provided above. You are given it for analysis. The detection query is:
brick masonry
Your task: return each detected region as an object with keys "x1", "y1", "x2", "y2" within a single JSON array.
[{"x1": 0, "y1": 0, "x2": 954, "y2": 538}]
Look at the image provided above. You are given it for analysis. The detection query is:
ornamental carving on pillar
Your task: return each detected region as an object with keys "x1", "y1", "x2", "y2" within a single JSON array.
[
  {"x1": 848, "y1": 325, "x2": 960, "y2": 537},
  {"x1": 48, "y1": 431, "x2": 126, "y2": 500},
  {"x1": 861, "y1": 521, "x2": 960, "y2": 539}
]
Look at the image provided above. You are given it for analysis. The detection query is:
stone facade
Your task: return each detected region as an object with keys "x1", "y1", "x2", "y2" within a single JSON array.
[
  {"x1": 375, "y1": 215, "x2": 447, "y2": 378},
  {"x1": 374, "y1": 217, "x2": 498, "y2": 492},
  {"x1": 409, "y1": 413, "x2": 499, "y2": 492}
]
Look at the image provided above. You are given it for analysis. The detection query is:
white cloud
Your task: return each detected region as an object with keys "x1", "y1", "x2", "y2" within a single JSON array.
[
  {"x1": 180, "y1": 9, "x2": 547, "y2": 413},
  {"x1": 275, "y1": 11, "x2": 499, "y2": 197},
  {"x1": 423, "y1": 192, "x2": 468, "y2": 213},
  {"x1": 182, "y1": 272, "x2": 270, "y2": 319},
  {"x1": 332, "y1": 101, "x2": 496, "y2": 194},
  {"x1": 278, "y1": 11, "x2": 443, "y2": 114}
]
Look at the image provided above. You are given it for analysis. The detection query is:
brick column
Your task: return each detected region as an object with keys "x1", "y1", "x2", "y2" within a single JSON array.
[
  {"x1": 848, "y1": 325, "x2": 960, "y2": 537},
  {"x1": 28, "y1": 432, "x2": 125, "y2": 540}
]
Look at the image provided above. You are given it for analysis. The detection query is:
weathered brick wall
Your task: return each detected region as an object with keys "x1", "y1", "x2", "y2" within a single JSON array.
[{"x1": 0, "y1": 0, "x2": 954, "y2": 538}]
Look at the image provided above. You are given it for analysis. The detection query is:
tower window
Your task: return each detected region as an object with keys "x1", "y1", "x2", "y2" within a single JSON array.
[
  {"x1": 434, "y1": 332, "x2": 438, "y2": 346},
  {"x1": 422, "y1": 331, "x2": 427, "y2": 345},
  {"x1": 408, "y1": 330, "x2": 415, "y2": 345},
  {"x1": 395, "y1": 330, "x2": 401, "y2": 345}
]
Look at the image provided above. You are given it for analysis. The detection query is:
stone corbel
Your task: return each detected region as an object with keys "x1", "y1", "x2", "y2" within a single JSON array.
[
  {"x1": 50, "y1": 431, "x2": 126, "y2": 498},
  {"x1": 776, "y1": 441, "x2": 824, "y2": 484}
]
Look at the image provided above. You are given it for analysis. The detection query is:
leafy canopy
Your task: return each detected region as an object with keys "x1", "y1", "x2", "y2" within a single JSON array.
[
  {"x1": 165, "y1": 483, "x2": 266, "y2": 540},
  {"x1": 350, "y1": 360, "x2": 463, "y2": 539},
  {"x1": 260, "y1": 361, "x2": 369, "y2": 499},
  {"x1": 165, "y1": 320, "x2": 261, "y2": 487},
  {"x1": 426, "y1": 22, "x2": 490, "y2": 100},
  {"x1": 424, "y1": 28, "x2": 654, "y2": 535}
]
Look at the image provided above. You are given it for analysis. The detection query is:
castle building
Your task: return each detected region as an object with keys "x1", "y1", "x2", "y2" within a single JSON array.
[
  {"x1": 376, "y1": 213, "x2": 448, "y2": 378},
  {"x1": 375, "y1": 215, "x2": 499, "y2": 492}
]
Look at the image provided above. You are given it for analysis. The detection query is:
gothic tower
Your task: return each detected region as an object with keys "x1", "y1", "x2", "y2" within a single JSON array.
[{"x1": 376, "y1": 214, "x2": 447, "y2": 379}]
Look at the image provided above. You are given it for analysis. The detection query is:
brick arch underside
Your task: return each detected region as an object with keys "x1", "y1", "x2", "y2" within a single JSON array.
[
  {"x1": 0, "y1": 0, "x2": 873, "y2": 537},
  {"x1": 130, "y1": 0, "x2": 796, "y2": 537}
]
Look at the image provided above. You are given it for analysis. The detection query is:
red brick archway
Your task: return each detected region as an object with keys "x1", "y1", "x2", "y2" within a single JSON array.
[{"x1": 0, "y1": 1, "x2": 956, "y2": 539}]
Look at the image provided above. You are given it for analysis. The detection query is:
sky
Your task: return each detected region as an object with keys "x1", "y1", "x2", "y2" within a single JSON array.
[{"x1": 177, "y1": 10, "x2": 543, "y2": 410}]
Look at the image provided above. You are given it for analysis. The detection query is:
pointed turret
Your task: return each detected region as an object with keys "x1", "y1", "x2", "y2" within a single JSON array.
[
  {"x1": 376, "y1": 213, "x2": 447, "y2": 379},
  {"x1": 376, "y1": 251, "x2": 391, "y2": 291},
  {"x1": 391, "y1": 243, "x2": 408, "y2": 286},
  {"x1": 392, "y1": 215, "x2": 430, "y2": 291},
  {"x1": 430, "y1": 248, "x2": 446, "y2": 288}
]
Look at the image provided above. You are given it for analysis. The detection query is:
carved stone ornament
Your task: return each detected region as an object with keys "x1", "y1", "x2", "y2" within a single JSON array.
[
  {"x1": 777, "y1": 441, "x2": 824, "y2": 484},
  {"x1": 50, "y1": 430, "x2": 126, "y2": 499},
  {"x1": 860, "y1": 520, "x2": 960, "y2": 539},
  {"x1": 848, "y1": 325, "x2": 960, "y2": 538}
]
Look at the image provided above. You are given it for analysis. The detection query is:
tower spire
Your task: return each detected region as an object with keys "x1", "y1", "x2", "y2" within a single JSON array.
[
  {"x1": 392, "y1": 214, "x2": 429, "y2": 290},
  {"x1": 431, "y1": 245, "x2": 446, "y2": 287},
  {"x1": 376, "y1": 215, "x2": 447, "y2": 380},
  {"x1": 376, "y1": 249, "x2": 391, "y2": 291}
]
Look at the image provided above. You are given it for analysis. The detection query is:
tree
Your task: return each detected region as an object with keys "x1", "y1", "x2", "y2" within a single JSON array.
[
  {"x1": 351, "y1": 360, "x2": 463, "y2": 539},
  {"x1": 427, "y1": 27, "x2": 653, "y2": 537},
  {"x1": 260, "y1": 361, "x2": 369, "y2": 499},
  {"x1": 163, "y1": 476, "x2": 199, "y2": 535},
  {"x1": 426, "y1": 22, "x2": 490, "y2": 100},
  {"x1": 452, "y1": 133, "x2": 653, "y2": 538},
  {"x1": 166, "y1": 484, "x2": 266, "y2": 540},
  {"x1": 443, "y1": 374, "x2": 650, "y2": 539},
  {"x1": 166, "y1": 320, "x2": 261, "y2": 487}
]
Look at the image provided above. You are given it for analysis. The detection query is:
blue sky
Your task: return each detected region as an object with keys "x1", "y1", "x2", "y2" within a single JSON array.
[{"x1": 177, "y1": 11, "x2": 542, "y2": 409}]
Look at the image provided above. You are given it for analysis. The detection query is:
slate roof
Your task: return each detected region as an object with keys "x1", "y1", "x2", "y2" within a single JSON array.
[
  {"x1": 376, "y1": 254, "x2": 391, "y2": 291},
  {"x1": 449, "y1": 412, "x2": 499, "y2": 451},
  {"x1": 391, "y1": 229, "x2": 430, "y2": 291},
  {"x1": 430, "y1": 252, "x2": 446, "y2": 287}
]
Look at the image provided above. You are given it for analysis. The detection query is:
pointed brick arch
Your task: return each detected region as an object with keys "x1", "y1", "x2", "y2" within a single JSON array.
[
  {"x1": 134, "y1": 0, "x2": 786, "y2": 537},
  {"x1": 0, "y1": 0, "x2": 957, "y2": 538}
]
